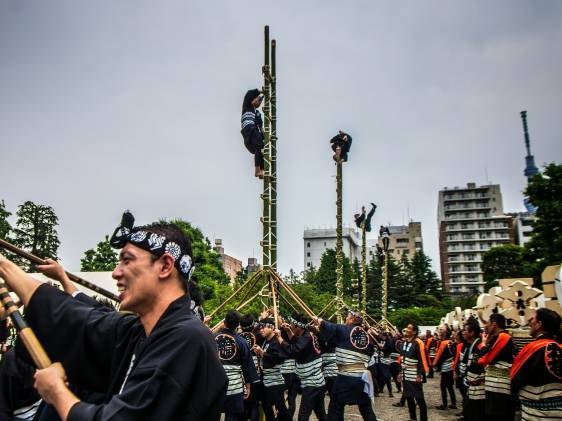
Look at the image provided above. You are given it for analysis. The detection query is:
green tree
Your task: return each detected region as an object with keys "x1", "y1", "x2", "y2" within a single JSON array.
[
  {"x1": 365, "y1": 256, "x2": 383, "y2": 317},
  {"x1": 313, "y1": 248, "x2": 353, "y2": 295},
  {"x1": 80, "y1": 235, "x2": 119, "y2": 271},
  {"x1": 389, "y1": 307, "x2": 446, "y2": 330},
  {"x1": 0, "y1": 200, "x2": 11, "y2": 240},
  {"x1": 482, "y1": 244, "x2": 530, "y2": 290},
  {"x1": 12, "y1": 201, "x2": 60, "y2": 270},
  {"x1": 524, "y1": 163, "x2": 562, "y2": 284},
  {"x1": 302, "y1": 266, "x2": 317, "y2": 285},
  {"x1": 169, "y1": 219, "x2": 230, "y2": 287},
  {"x1": 166, "y1": 219, "x2": 230, "y2": 318},
  {"x1": 388, "y1": 254, "x2": 415, "y2": 310},
  {"x1": 410, "y1": 250, "x2": 442, "y2": 298}
]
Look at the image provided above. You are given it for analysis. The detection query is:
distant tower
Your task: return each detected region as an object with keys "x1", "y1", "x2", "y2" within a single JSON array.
[{"x1": 520, "y1": 111, "x2": 538, "y2": 213}]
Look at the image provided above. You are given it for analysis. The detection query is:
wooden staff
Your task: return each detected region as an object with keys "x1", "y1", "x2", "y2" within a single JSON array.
[
  {"x1": 0, "y1": 282, "x2": 51, "y2": 368},
  {"x1": 278, "y1": 292, "x2": 299, "y2": 315},
  {"x1": 316, "y1": 297, "x2": 337, "y2": 319},
  {"x1": 270, "y1": 271, "x2": 316, "y2": 320},
  {"x1": 0, "y1": 239, "x2": 119, "y2": 302}
]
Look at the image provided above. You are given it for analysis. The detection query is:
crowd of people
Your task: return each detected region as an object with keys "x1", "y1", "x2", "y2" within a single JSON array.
[
  {"x1": 0, "y1": 216, "x2": 561, "y2": 421},
  {"x1": 208, "y1": 305, "x2": 562, "y2": 421}
]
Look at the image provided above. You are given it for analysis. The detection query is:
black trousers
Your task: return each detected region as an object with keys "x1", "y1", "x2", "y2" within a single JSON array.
[
  {"x1": 325, "y1": 376, "x2": 336, "y2": 398},
  {"x1": 263, "y1": 385, "x2": 290, "y2": 421},
  {"x1": 440, "y1": 371, "x2": 456, "y2": 406},
  {"x1": 244, "y1": 382, "x2": 262, "y2": 421},
  {"x1": 406, "y1": 396, "x2": 428, "y2": 421},
  {"x1": 298, "y1": 386, "x2": 327, "y2": 421},
  {"x1": 243, "y1": 130, "x2": 264, "y2": 169},
  {"x1": 390, "y1": 363, "x2": 401, "y2": 392},
  {"x1": 327, "y1": 399, "x2": 376, "y2": 421},
  {"x1": 283, "y1": 373, "x2": 299, "y2": 419},
  {"x1": 464, "y1": 399, "x2": 485, "y2": 421}
]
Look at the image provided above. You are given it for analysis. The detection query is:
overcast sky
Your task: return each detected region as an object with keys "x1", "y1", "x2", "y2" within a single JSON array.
[{"x1": 1, "y1": 1, "x2": 561, "y2": 280}]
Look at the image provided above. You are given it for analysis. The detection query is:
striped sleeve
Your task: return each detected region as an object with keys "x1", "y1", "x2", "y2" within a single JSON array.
[{"x1": 241, "y1": 112, "x2": 256, "y2": 130}]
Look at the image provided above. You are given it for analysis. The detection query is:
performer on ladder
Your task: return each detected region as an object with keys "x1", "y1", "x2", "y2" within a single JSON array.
[
  {"x1": 354, "y1": 204, "x2": 377, "y2": 232},
  {"x1": 330, "y1": 131, "x2": 353, "y2": 163},
  {"x1": 241, "y1": 89, "x2": 265, "y2": 179}
]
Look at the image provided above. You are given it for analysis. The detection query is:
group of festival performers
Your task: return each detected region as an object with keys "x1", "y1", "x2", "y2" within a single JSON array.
[
  {"x1": 241, "y1": 88, "x2": 353, "y2": 179},
  {"x1": 0, "y1": 215, "x2": 561, "y2": 421}
]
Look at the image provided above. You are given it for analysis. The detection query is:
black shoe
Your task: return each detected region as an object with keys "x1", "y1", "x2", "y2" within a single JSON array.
[
  {"x1": 436, "y1": 405, "x2": 447, "y2": 410},
  {"x1": 389, "y1": 392, "x2": 394, "y2": 397},
  {"x1": 449, "y1": 404, "x2": 457, "y2": 409},
  {"x1": 392, "y1": 402, "x2": 404, "y2": 407}
]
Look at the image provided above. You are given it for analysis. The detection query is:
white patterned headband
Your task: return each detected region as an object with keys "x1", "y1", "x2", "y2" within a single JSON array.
[
  {"x1": 287, "y1": 317, "x2": 307, "y2": 329},
  {"x1": 110, "y1": 211, "x2": 195, "y2": 280}
]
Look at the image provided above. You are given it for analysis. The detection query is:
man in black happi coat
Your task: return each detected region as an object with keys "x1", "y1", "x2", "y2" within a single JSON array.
[{"x1": 0, "y1": 214, "x2": 227, "y2": 421}]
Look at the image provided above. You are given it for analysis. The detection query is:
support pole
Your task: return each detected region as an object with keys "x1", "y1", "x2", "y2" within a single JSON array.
[
  {"x1": 361, "y1": 223, "x2": 367, "y2": 315},
  {"x1": 261, "y1": 26, "x2": 279, "y2": 328},
  {"x1": 316, "y1": 297, "x2": 337, "y2": 319},
  {"x1": 207, "y1": 270, "x2": 262, "y2": 319},
  {"x1": 261, "y1": 25, "x2": 271, "y2": 280},
  {"x1": 335, "y1": 161, "x2": 344, "y2": 323},
  {"x1": 351, "y1": 277, "x2": 359, "y2": 311},
  {"x1": 270, "y1": 271, "x2": 316, "y2": 320},
  {"x1": 270, "y1": 38, "x2": 278, "y2": 273},
  {"x1": 383, "y1": 251, "x2": 389, "y2": 320}
]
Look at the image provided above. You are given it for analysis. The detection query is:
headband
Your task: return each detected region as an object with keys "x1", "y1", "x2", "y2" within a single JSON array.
[
  {"x1": 110, "y1": 211, "x2": 195, "y2": 280},
  {"x1": 259, "y1": 319, "x2": 275, "y2": 329},
  {"x1": 287, "y1": 316, "x2": 307, "y2": 329},
  {"x1": 348, "y1": 310, "x2": 364, "y2": 321}
]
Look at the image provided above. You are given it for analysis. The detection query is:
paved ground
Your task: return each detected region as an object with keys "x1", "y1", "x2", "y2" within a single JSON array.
[{"x1": 307, "y1": 376, "x2": 461, "y2": 421}]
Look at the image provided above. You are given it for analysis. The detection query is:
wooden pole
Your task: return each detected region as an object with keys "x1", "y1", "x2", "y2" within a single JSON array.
[
  {"x1": 207, "y1": 270, "x2": 262, "y2": 319},
  {"x1": 211, "y1": 290, "x2": 262, "y2": 333},
  {"x1": 0, "y1": 282, "x2": 52, "y2": 368},
  {"x1": 0, "y1": 238, "x2": 119, "y2": 302},
  {"x1": 335, "y1": 161, "x2": 344, "y2": 323},
  {"x1": 361, "y1": 222, "x2": 367, "y2": 314},
  {"x1": 270, "y1": 271, "x2": 316, "y2": 319}
]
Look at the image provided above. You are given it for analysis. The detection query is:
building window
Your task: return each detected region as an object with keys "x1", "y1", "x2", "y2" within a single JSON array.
[
  {"x1": 306, "y1": 252, "x2": 310, "y2": 257},
  {"x1": 307, "y1": 262, "x2": 311, "y2": 267},
  {"x1": 307, "y1": 242, "x2": 310, "y2": 248},
  {"x1": 324, "y1": 242, "x2": 327, "y2": 246}
]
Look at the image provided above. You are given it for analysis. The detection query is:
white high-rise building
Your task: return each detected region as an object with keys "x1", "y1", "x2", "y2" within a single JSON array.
[
  {"x1": 438, "y1": 183, "x2": 515, "y2": 295},
  {"x1": 303, "y1": 227, "x2": 360, "y2": 270}
]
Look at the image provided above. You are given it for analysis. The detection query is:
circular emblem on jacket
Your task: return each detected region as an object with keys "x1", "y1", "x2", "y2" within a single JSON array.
[
  {"x1": 240, "y1": 331, "x2": 256, "y2": 349},
  {"x1": 349, "y1": 326, "x2": 369, "y2": 350},
  {"x1": 545, "y1": 342, "x2": 562, "y2": 381},
  {"x1": 216, "y1": 333, "x2": 238, "y2": 361}
]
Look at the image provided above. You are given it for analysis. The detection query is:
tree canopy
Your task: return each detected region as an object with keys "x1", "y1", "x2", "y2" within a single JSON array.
[
  {"x1": 482, "y1": 162, "x2": 562, "y2": 288},
  {"x1": 81, "y1": 235, "x2": 119, "y2": 271},
  {"x1": 0, "y1": 200, "x2": 11, "y2": 240},
  {"x1": 12, "y1": 201, "x2": 60, "y2": 271}
]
